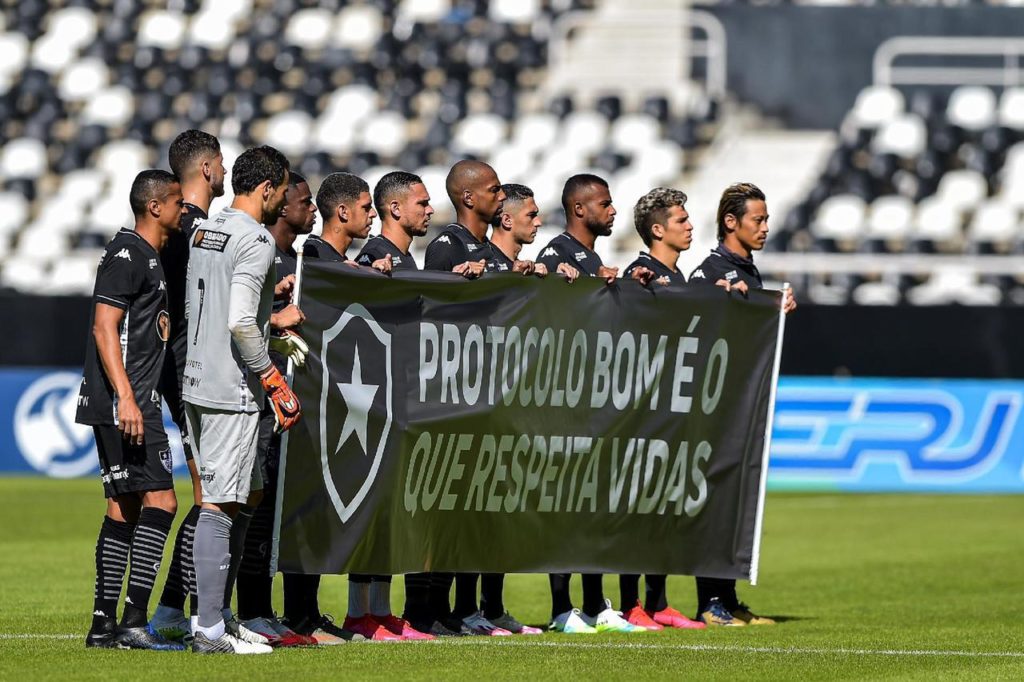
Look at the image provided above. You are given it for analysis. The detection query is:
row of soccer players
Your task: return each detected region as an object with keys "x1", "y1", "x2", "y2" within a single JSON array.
[{"x1": 77, "y1": 129, "x2": 795, "y2": 653}]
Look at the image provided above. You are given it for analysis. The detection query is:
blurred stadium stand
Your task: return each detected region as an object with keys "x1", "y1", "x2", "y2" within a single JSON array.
[{"x1": 0, "y1": 1, "x2": 1022, "y2": 306}]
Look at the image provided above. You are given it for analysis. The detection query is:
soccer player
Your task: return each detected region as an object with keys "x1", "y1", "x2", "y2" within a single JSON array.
[
  {"x1": 422, "y1": 160, "x2": 512, "y2": 637},
  {"x1": 151, "y1": 130, "x2": 225, "y2": 642},
  {"x1": 234, "y1": 172, "x2": 319, "y2": 648},
  {"x1": 185, "y1": 145, "x2": 300, "y2": 655},
  {"x1": 535, "y1": 174, "x2": 649, "y2": 634},
  {"x1": 423, "y1": 159, "x2": 507, "y2": 278},
  {"x1": 337, "y1": 172, "x2": 438, "y2": 642},
  {"x1": 617, "y1": 188, "x2": 707, "y2": 632},
  {"x1": 77, "y1": 170, "x2": 187, "y2": 650},
  {"x1": 303, "y1": 172, "x2": 391, "y2": 275},
  {"x1": 487, "y1": 183, "x2": 577, "y2": 282},
  {"x1": 689, "y1": 182, "x2": 796, "y2": 627},
  {"x1": 355, "y1": 171, "x2": 433, "y2": 271}
]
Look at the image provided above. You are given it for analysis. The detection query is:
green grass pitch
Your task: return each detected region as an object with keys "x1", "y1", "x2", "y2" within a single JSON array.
[{"x1": 2, "y1": 478, "x2": 1023, "y2": 680}]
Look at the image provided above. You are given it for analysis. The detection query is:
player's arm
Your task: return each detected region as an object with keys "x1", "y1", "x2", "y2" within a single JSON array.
[
  {"x1": 231, "y1": 237, "x2": 301, "y2": 431},
  {"x1": 92, "y1": 303, "x2": 144, "y2": 445},
  {"x1": 512, "y1": 259, "x2": 536, "y2": 276}
]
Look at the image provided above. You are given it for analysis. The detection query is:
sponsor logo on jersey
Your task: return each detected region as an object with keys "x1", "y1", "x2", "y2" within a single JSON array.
[
  {"x1": 574, "y1": 251, "x2": 588, "y2": 260},
  {"x1": 115, "y1": 248, "x2": 131, "y2": 261},
  {"x1": 467, "y1": 243, "x2": 478, "y2": 251},
  {"x1": 193, "y1": 230, "x2": 231, "y2": 252},
  {"x1": 725, "y1": 270, "x2": 738, "y2": 281},
  {"x1": 149, "y1": 258, "x2": 157, "y2": 269},
  {"x1": 15, "y1": 372, "x2": 97, "y2": 478},
  {"x1": 319, "y1": 304, "x2": 393, "y2": 524}
]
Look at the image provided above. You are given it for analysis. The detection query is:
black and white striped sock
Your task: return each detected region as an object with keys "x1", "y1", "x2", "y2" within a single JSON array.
[
  {"x1": 92, "y1": 516, "x2": 135, "y2": 620},
  {"x1": 121, "y1": 507, "x2": 174, "y2": 627}
]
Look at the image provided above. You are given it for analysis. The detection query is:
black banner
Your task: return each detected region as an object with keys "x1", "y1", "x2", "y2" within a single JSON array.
[{"x1": 274, "y1": 262, "x2": 783, "y2": 580}]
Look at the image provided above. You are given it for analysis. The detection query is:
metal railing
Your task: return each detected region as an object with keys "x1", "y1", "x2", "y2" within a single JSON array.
[{"x1": 874, "y1": 36, "x2": 1024, "y2": 88}]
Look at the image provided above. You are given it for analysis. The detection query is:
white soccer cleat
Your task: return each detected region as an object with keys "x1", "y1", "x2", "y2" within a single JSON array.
[
  {"x1": 580, "y1": 599, "x2": 643, "y2": 633},
  {"x1": 461, "y1": 611, "x2": 513, "y2": 636},
  {"x1": 548, "y1": 608, "x2": 597, "y2": 634},
  {"x1": 192, "y1": 631, "x2": 273, "y2": 655},
  {"x1": 224, "y1": 609, "x2": 275, "y2": 645}
]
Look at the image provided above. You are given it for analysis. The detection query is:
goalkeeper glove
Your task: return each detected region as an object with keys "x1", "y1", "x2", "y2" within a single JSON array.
[
  {"x1": 259, "y1": 365, "x2": 301, "y2": 433},
  {"x1": 269, "y1": 329, "x2": 309, "y2": 367}
]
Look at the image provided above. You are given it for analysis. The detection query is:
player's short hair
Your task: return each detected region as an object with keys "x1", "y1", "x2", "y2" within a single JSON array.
[
  {"x1": 373, "y1": 171, "x2": 423, "y2": 215},
  {"x1": 633, "y1": 187, "x2": 688, "y2": 247},
  {"x1": 561, "y1": 173, "x2": 608, "y2": 215},
  {"x1": 231, "y1": 145, "x2": 289, "y2": 195},
  {"x1": 716, "y1": 182, "x2": 765, "y2": 241},
  {"x1": 288, "y1": 171, "x2": 307, "y2": 187},
  {"x1": 492, "y1": 183, "x2": 534, "y2": 227},
  {"x1": 129, "y1": 169, "x2": 179, "y2": 216},
  {"x1": 168, "y1": 130, "x2": 220, "y2": 179},
  {"x1": 317, "y1": 172, "x2": 369, "y2": 222}
]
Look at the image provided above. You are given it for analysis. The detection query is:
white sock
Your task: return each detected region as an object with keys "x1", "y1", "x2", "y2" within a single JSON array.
[
  {"x1": 190, "y1": 615, "x2": 198, "y2": 634},
  {"x1": 195, "y1": 619, "x2": 225, "y2": 640},
  {"x1": 369, "y1": 581, "x2": 392, "y2": 617},
  {"x1": 347, "y1": 581, "x2": 370, "y2": 618}
]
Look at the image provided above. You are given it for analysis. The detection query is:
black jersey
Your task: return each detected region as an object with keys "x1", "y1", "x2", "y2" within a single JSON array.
[
  {"x1": 689, "y1": 244, "x2": 763, "y2": 289},
  {"x1": 536, "y1": 231, "x2": 603, "y2": 277},
  {"x1": 302, "y1": 234, "x2": 348, "y2": 262},
  {"x1": 356, "y1": 235, "x2": 419, "y2": 270},
  {"x1": 76, "y1": 228, "x2": 169, "y2": 426},
  {"x1": 624, "y1": 251, "x2": 687, "y2": 287},
  {"x1": 272, "y1": 244, "x2": 297, "y2": 313},
  {"x1": 162, "y1": 203, "x2": 208, "y2": 344},
  {"x1": 485, "y1": 245, "x2": 516, "y2": 273},
  {"x1": 424, "y1": 223, "x2": 495, "y2": 271}
]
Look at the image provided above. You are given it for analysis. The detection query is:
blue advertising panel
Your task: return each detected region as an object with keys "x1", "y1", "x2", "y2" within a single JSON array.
[
  {"x1": 0, "y1": 368, "x2": 187, "y2": 478},
  {"x1": 769, "y1": 377, "x2": 1024, "y2": 492},
  {"x1": 2, "y1": 369, "x2": 1022, "y2": 492}
]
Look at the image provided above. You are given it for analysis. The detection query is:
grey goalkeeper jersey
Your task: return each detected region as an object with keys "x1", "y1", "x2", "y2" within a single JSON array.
[{"x1": 183, "y1": 208, "x2": 276, "y2": 413}]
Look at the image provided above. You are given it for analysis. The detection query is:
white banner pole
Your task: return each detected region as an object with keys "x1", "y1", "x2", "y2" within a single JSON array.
[
  {"x1": 270, "y1": 251, "x2": 304, "y2": 575},
  {"x1": 749, "y1": 282, "x2": 788, "y2": 585}
]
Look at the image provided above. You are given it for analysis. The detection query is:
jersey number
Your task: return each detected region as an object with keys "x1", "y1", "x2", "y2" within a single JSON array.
[{"x1": 192, "y1": 278, "x2": 205, "y2": 346}]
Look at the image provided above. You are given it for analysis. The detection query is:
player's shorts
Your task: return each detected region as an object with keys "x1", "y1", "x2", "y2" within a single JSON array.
[
  {"x1": 93, "y1": 422, "x2": 174, "y2": 499},
  {"x1": 184, "y1": 402, "x2": 263, "y2": 504},
  {"x1": 159, "y1": 332, "x2": 192, "y2": 461},
  {"x1": 255, "y1": 401, "x2": 283, "y2": 496}
]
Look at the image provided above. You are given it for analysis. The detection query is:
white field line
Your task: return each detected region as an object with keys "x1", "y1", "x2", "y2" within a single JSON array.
[{"x1": 3, "y1": 633, "x2": 1023, "y2": 659}]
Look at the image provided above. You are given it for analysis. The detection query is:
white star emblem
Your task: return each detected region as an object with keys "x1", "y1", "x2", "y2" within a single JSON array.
[{"x1": 335, "y1": 346, "x2": 379, "y2": 454}]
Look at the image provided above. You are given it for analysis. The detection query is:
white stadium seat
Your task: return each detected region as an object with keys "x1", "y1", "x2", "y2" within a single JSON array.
[
  {"x1": 453, "y1": 114, "x2": 508, "y2": 156},
  {"x1": 189, "y1": 11, "x2": 235, "y2": 50},
  {"x1": 0, "y1": 32, "x2": 29, "y2": 78},
  {"x1": 936, "y1": 169, "x2": 987, "y2": 211},
  {"x1": 906, "y1": 269, "x2": 1001, "y2": 306},
  {"x1": 866, "y1": 195, "x2": 914, "y2": 242},
  {"x1": 872, "y1": 114, "x2": 926, "y2": 159},
  {"x1": 336, "y1": 5, "x2": 383, "y2": 52},
  {"x1": 561, "y1": 111, "x2": 608, "y2": 156},
  {"x1": 1, "y1": 260, "x2": 46, "y2": 292},
  {"x1": 946, "y1": 86, "x2": 997, "y2": 132},
  {"x1": 850, "y1": 86, "x2": 904, "y2": 129},
  {"x1": 265, "y1": 111, "x2": 314, "y2": 156},
  {"x1": 48, "y1": 252, "x2": 103, "y2": 295},
  {"x1": 137, "y1": 10, "x2": 187, "y2": 50},
  {"x1": 0, "y1": 192, "x2": 30, "y2": 237},
  {"x1": 58, "y1": 57, "x2": 108, "y2": 103},
  {"x1": 490, "y1": 0, "x2": 540, "y2": 23},
  {"x1": 610, "y1": 114, "x2": 661, "y2": 153},
  {"x1": 490, "y1": 146, "x2": 533, "y2": 184},
  {"x1": 397, "y1": 0, "x2": 450, "y2": 24},
  {"x1": 967, "y1": 201, "x2": 1019, "y2": 246},
  {"x1": 999, "y1": 88, "x2": 1024, "y2": 130},
  {"x1": 81, "y1": 86, "x2": 135, "y2": 128},
  {"x1": 360, "y1": 112, "x2": 409, "y2": 158},
  {"x1": 285, "y1": 9, "x2": 333, "y2": 50},
  {"x1": 511, "y1": 114, "x2": 560, "y2": 156},
  {"x1": 812, "y1": 194, "x2": 866, "y2": 242},
  {"x1": 0, "y1": 138, "x2": 48, "y2": 179},
  {"x1": 852, "y1": 281, "x2": 901, "y2": 306},
  {"x1": 912, "y1": 196, "x2": 963, "y2": 248},
  {"x1": 15, "y1": 226, "x2": 67, "y2": 264}
]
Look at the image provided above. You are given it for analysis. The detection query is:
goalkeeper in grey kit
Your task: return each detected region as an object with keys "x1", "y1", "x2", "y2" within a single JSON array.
[{"x1": 183, "y1": 145, "x2": 304, "y2": 655}]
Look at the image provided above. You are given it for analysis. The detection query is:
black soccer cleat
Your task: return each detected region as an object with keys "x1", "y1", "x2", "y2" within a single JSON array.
[
  {"x1": 111, "y1": 624, "x2": 186, "y2": 650},
  {"x1": 191, "y1": 631, "x2": 234, "y2": 654},
  {"x1": 85, "y1": 616, "x2": 117, "y2": 648}
]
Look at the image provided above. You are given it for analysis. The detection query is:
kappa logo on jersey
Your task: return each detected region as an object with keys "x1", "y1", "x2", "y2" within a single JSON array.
[
  {"x1": 193, "y1": 229, "x2": 231, "y2": 252},
  {"x1": 541, "y1": 247, "x2": 558, "y2": 258},
  {"x1": 692, "y1": 269, "x2": 705, "y2": 279},
  {"x1": 191, "y1": 217, "x2": 203, "y2": 229},
  {"x1": 115, "y1": 248, "x2": 131, "y2": 261},
  {"x1": 437, "y1": 235, "x2": 451, "y2": 244},
  {"x1": 257, "y1": 234, "x2": 270, "y2": 244},
  {"x1": 319, "y1": 304, "x2": 393, "y2": 524},
  {"x1": 15, "y1": 372, "x2": 97, "y2": 478},
  {"x1": 770, "y1": 384, "x2": 1022, "y2": 485}
]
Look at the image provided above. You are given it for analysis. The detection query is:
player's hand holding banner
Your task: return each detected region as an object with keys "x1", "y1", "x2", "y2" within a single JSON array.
[
  {"x1": 269, "y1": 330, "x2": 310, "y2": 368},
  {"x1": 274, "y1": 262, "x2": 784, "y2": 581},
  {"x1": 261, "y1": 365, "x2": 302, "y2": 433}
]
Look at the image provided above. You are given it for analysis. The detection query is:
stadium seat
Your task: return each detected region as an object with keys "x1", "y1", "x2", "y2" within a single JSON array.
[
  {"x1": 852, "y1": 280, "x2": 901, "y2": 306},
  {"x1": 610, "y1": 114, "x2": 661, "y2": 154},
  {"x1": 81, "y1": 86, "x2": 135, "y2": 128},
  {"x1": 0, "y1": 192, "x2": 29, "y2": 239},
  {"x1": 511, "y1": 113, "x2": 560, "y2": 156},
  {"x1": 946, "y1": 86, "x2": 997, "y2": 132},
  {"x1": 906, "y1": 269, "x2": 1001, "y2": 306},
  {"x1": 999, "y1": 88, "x2": 1024, "y2": 130},
  {"x1": 453, "y1": 114, "x2": 508, "y2": 156},
  {"x1": 138, "y1": 10, "x2": 188, "y2": 50},
  {"x1": 336, "y1": 5, "x2": 384, "y2": 52},
  {"x1": 58, "y1": 57, "x2": 108, "y2": 103},
  {"x1": 967, "y1": 201, "x2": 1020, "y2": 252},
  {"x1": 865, "y1": 195, "x2": 914, "y2": 248},
  {"x1": 911, "y1": 196, "x2": 964, "y2": 252},
  {"x1": 361, "y1": 112, "x2": 410, "y2": 160},
  {"x1": 935, "y1": 169, "x2": 988, "y2": 211},
  {"x1": 872, "y1": 114, "x2": 927, "y2": 159},
  {"x1": 490, "y1": 0, "x2": 541, "y2": 23},
  {"x1": 849, "y1": 86, "x2": 904, "y2": 130},
  {"x1": 0, "y1": 138, "x2": 48, "y2": 179},
  {"x1": 0, "y1": 259, "x2": 47, "y2": 292},
  {"x1": 812, "y1": 194, "x2": 866, "y2": 246},
  {"x1": 561, "y1": 111, "x2": 609, "y2": 156},
  {"x1": 47, "y1": 252, "x2": 104, "y2": 295},
  {"x1": 265, "y1": 111, "x2": 314, "y2": 156},
  {"x1": 284, "y1": 9, "x2": 334, "y2": 50}
]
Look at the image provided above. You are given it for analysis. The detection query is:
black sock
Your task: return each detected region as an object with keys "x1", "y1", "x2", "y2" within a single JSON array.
[
  {"x1": 283, "y1": 573, "x2": 320, "y2": 624},
  {"x1": 452, "y1": 573, "x2": 479, "y2": 619},
  {"x1": 695, "y1": 576, "x2": 735, "y2": 615},
  {"x1": 122, "y1": 507, "x2": 174, "y2": 627},
  {"x1": 619, "y1": 574, "x2": 640, "y2": 611},
  {"x1": 403, "y1": 573, "x2": 431, "y2": 625},
  {"x1": 237, "y1": 499, "x2": 275, "y2": 620},
  {"x1": 644, "y1": 574, "x2": 668, "y2": 612},
  {"x1": 581, "y1": 574, "x2": 605, "y2": 618},
  {"x1": 222, "y1": 506, "x2": 253, "y2": 611},
  {"x1": 92, "y1": 516, "x2": 134, "y2": 622},
  {"x1": 549, "y1": 573, "x2": 573, "y2": 619},
  {"x1": 480, "y1": 573, "x2": 505, "y2": 620},
  {"x1": 305, "y1": 574, "x2": 322, "y2": 621},
  {"x1": 158, "y1": 505, "x2": 199, "y2": 611},
  {"x1": 429, "y1": 572, "x2": 455, "y2": 622}
]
